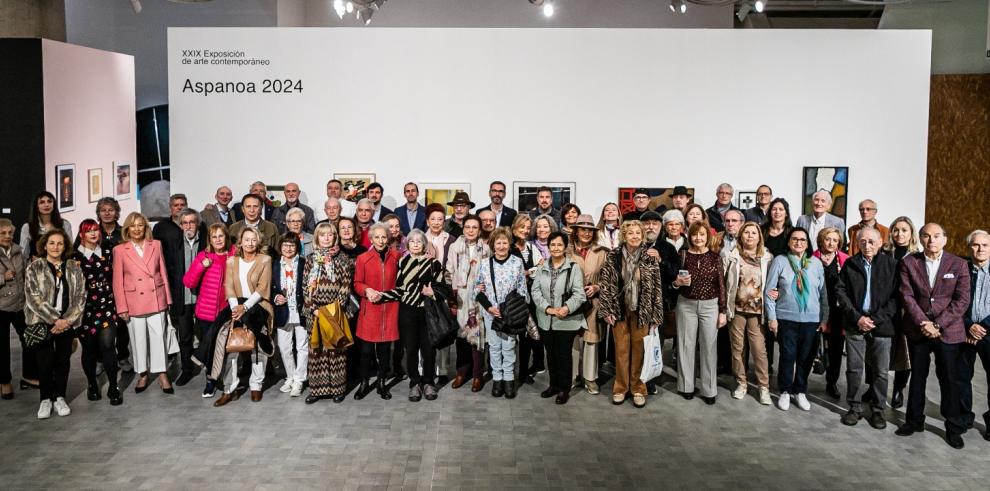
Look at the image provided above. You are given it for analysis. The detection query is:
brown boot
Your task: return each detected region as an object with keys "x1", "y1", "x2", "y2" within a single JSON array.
[
  {"x1": 213, "y1": 392, "x2": 235, "y2": 407},
  {"x1": 471, "y1": 378, "x2": 483, "y2": 392},
  {"x1": 251, "y1": 390, "x2": 262, "y2": 402},
  {"x1": 451, "y1": 374, "x2": 467, "y2": 389}
]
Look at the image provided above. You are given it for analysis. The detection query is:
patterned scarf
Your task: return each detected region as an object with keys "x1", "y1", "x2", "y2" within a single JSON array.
[
  {"x1": 788, "y1": 253, "x2": 812, "y2": 312},
  {"x1": 307, "y1": 247, "x2": 336, "y2": 292},
  {"x1": 621, "y1": 246, "x2": 643, "y2": 312}
]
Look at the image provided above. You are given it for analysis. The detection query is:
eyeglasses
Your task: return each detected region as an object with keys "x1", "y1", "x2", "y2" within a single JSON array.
[
  {"x1": 790, "y1": 238, "x2": 808, "y2": 243},
  {"x1": 859, "y1": 207, "x2": 876, "y2": 212},
  {"x1": 757, "y1": 192, "x2": 772, "y2": 197},
  {"x1": 287, "y1": 219, "x2": 303, "y2": 223}
]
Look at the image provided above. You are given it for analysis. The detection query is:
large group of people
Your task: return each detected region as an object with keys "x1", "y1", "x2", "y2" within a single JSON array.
[{"x1": 1, "y1": 179, "x2": 988, "y2": 450}]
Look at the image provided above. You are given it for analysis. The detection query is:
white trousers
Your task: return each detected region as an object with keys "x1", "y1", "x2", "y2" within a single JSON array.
[
  {"x1": 572, "y1": 336, "x2": 599, "y2": 382},
  {"x1": 128, "y1": 311, "x2": 168, "y2": 374},
  {"x1": 277, "y1": 324, "x2": 308, "y2": 383},
  {"x1": 222, "y1": 351, "x2": 268, "y2": 393}
]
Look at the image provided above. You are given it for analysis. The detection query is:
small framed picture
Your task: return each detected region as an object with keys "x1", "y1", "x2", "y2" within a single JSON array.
[
  {"x1": 114, "y1": 161, "x2": 132, "y2": 200},
  {"x1": 87, "y1": 168, "x2": 103, "y2": 203},
  {"x1": 333, "y1": 173, "x2": 376, "y2": 203},
  {"x1": 513, "y1": 181, "x2": 576, "y2": 213},
  {"x1": 735, "y1": 191, "x2": 757, "y2": 210},
  {"x1": 421, "y1": 182, "x2": 472, "y2": 216},
  {"x1": 56, "y1": 163, "x2": 75, "y2": 212}
]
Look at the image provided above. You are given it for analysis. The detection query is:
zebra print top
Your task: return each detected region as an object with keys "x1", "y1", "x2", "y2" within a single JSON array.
[{"x1": 378, "y1": 255, "x2": 444, "y2": 308}]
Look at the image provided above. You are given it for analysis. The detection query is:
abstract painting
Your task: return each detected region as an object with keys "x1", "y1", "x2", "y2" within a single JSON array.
[
  {"x1": 422, "y1": 182, "x2": 472, "y2": 216},
  {"x1": 334, "y1": 173, "x2": 376, "y2": 203},
  {"x1": 57, "y1": 163, "x2": 75, "y2": 212},
  {"x1": 803, "y1": 166, "x2": 849, "y2": 222},
  {"x1": 114, "y1": 161, "x2": 132, "y2": 200},
  {"x1": 617, "y1": 187, "x2": 694, "y2": 216},
  {"x1": 88, "y1": 168, "x2": 103, "y2": 203},
  {"x1": 514, "y1": 181, "x2": 576, "y2": 213}
]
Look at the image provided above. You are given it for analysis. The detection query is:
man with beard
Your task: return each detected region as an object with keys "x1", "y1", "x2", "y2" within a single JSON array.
[
  {"x1": 527, "y1": 186, "x2": 562, "y2": 227},
  {"x1": 444, "y1": 192, "x2": 474, "y2": 237},
  {"x1": 366, "y1": 182, "x2": 393, "y2": 222},
  {"x1": 478, "y1": 209, "x2": 497, "y2": 243},
  {"x1": 477, "y1": 181, "x2": 517, "y2": 228},
  {"x1": 397, "y1": 182, "x2": 426, "y2": 234},
  {"x1": 640, "y1": 210, "x2": 680, "y2": 394}
]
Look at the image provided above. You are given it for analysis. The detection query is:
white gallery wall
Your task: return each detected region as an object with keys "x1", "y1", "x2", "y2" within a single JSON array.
[{"x1": 168, "y1": 28, "x2": 932, "y2": 224}]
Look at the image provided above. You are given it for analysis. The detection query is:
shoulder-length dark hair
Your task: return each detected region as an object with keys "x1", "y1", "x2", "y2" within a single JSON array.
[
  {"x1": 761, "y1": 198, "x2": 793, "y2": 236},
  {"x1": 28, "y1": 191, "x2": 64, "y2": 244}
]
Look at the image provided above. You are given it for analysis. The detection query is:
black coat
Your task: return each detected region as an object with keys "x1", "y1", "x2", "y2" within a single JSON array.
[
  {"x1": 271, "y1": 255, "x2": 306, "y2": 328},
  {"x1": 706, "y1": 203, "x2": 740, "y2": 233},
  {"x1": 650, "y1": 239, "x2": 681, "y2": 310},
  {"x1": 835, "y1": 253, "x2": 899, "y2": 337},
  {"x1": 232, "y1": 201, "x2": 277, "y2": 223},
  {"x1": 152, "y1": 219, "x2": 207, "y2": 313}
]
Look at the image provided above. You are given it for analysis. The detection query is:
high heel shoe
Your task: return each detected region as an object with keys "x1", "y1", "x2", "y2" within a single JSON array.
[
  {"x1": 1, "y1": 384, "x2": 14, "y2": 400},
  {"x1": 20, "y1": 379, "x2": 39, "y2": 390},
  {"x1": 134, "y1": 376, "x2": 149, "y2": 394},
  {"x1": 159, "y1": 375, "x2": 174, "y2": 394}
]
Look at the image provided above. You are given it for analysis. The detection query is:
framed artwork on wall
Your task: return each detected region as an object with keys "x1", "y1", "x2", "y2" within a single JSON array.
[
  {"x1": 87, "y1": 168, "x2": 103, "y2": 203},
  {"x1": 513, "y1": 181, "x2": 576, "y2": 213},
  {"x1": 114, "y1": 161, "x2": 132, "y2": 200},
  {"x1": 735, "y1": 191, "x2": 757, "y2": 210},
  {"x1": 421, "y1": 182, "x2": 472, "y2": 216},
  {"x1": 617, "y1": 187, "x2": 694, "y2": 216},
  {"x1": 56, "y1": 163, "x2": 75, "y2": 213},
  {"x1": 802, "y1": 166, "x2": 849, "y2": 222},
  {"x1": 334, "y1": 173, "x2": 376, "y2": 203}
]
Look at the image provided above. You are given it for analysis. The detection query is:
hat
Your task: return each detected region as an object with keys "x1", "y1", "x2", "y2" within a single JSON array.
[
  {"x1": 671, "y1": 185, "x2": 692, "y2": 197},
  {"x1": 572, "y1": 214, "x2": 597, "y2": 230},
  {"x1": 633, "y1": 188, "x2": 651, "y2": 198},
  {"x1": 446, "y1": 191, "x2": 475, "y2": 208},
  {"x1": 639, "y1": 210, "x2": 663, "y2": 222},
  {"x1": 662, "y1": 209, "x2": 685, "y2": 225}
]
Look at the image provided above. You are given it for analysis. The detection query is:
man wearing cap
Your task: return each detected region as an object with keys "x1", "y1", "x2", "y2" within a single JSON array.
[
  {"x1": 706, "y1": 183, "x2": 740, "y2": 233},
  {"x1": 477, "y1": 181, "x2": 518, "y2": 228},
  {"x1": 744, "y1": 185, "x2": 773, "y2": 225},
  {"x1": 670, "y1": 186, "x2": 692, "y2": 213},
  {"x1": 640, "y1": 210, "x2": 681, "y2": 393},
  {"x1": 444, "y1": 191, "x2": 474, "y2": 237},
  {"x1": 623, "y1": 188, "x2": 658, "y2": 222}
]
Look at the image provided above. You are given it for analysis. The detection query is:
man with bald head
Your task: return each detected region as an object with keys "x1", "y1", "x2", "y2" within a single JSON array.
[
  {"x1": 835, "y1": 227, "x2": 898, "y2": 430},
  {"x1": 318, "y1": 197, "x2": 343, "y2": 228},
  {"x1": 895, "y1": 223, "x2": 972, "y2": 449},
  {"x1": 847, "y1": 199, "x2": 889, "y2": 256},
  {"x1": 796, "y1": 190, "x2": 845, "y2": 252},
  {"x1": 271, "y1": 182, "x2": 316, "y2": 234},
  {"x1": 200, "y1": 186, "x2": 235, "y2": 227}
]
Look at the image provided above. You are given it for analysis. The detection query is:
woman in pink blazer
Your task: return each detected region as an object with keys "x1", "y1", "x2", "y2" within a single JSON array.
[{"x1": 112, "y1": 212, "x2": 173, "y2": 394}]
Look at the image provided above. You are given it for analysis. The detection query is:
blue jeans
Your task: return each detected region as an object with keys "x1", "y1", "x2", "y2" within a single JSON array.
[
  {"x1": 487, "y1": 327, "x2": 517, "y2": 381},
  {"x1": 777, "y1": 320, "x2": 818, "y2": 394}
]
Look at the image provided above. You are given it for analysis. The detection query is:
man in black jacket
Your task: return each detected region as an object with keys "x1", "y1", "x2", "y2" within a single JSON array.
[
  {"x1": 835, "y1": 227, "x2": 898, "y2": 429},
  {"x1": 232, "y1": 181, "x2": 277, "y2": 222},
  {"x1": 153, "y1": 199, "x2": 207, "y2": 386},
  {"x1": 641, "y1": 210, "x2": 680, "y2": 392},
  {"x1": 962, "y1": 229, "x2": 990, "y2": 441},
  {"x1": 705, "y1": 183, "x2": 740, "y2": 233},
  {"x1": 477, "y1": 181, "x2": 517, "y2": 228}
]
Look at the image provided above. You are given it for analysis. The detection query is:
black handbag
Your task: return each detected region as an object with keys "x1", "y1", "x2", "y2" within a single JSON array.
[
  {"x1": 812, "y1": 331, "x2": 828, "y2": 375},
  {"x1": 425, "y1": 291, "x2": 458, "y2": 349},
  {"x1": 560, "y1": 264, "x2": 592, "y2": 316},
  {"x1": 488, "y1": 258, "x2": 529, "y2": 336}
]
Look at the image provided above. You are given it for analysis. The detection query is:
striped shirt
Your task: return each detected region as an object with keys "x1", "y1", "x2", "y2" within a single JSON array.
[{"x1": 379, "y1": 255, "x2": 443, "y2": 308}]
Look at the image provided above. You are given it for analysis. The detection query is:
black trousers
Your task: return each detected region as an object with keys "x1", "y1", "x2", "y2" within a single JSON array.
[
  {"x1": 170, "y1": 304, "x2": 197, "y2": 373},
  {"x1": 193, "y1": 318, "x2": 218, "y2": 373},
  {"x1": 766, "y1": 330, "x2": 776, "y2": 373},
  {"x1": 399, "y1": 304, "x2": 434, "y2": 386},
  {"x1": 1, "y1": 310, "x2": 36, "y2": 384},
  {"x1": 717, "y1": 326, "x2": 731, "y2": 373},
  {"x1": 519, "y1": 335, "x2": 546, "y2": 375},
  {"x1": 825, "y1": 328, "x2": 844, "y2": 386},
  {"x1": 116, "y1": 318, "x2": 130, "y2": 361},
  {"x1": 905, "y1": 338, "x2": 970, "y2": 434},
  {"x1": 36, "y1": 332, "x2": 73, "y2": 401},
  {"x1": 544, "y1": 329, "x2": 577, "y2": 392},
  {"x1": 962, "y1": 337, "x2": 990, "y2": 429},
  {"x1": 360, "y1": 340, "x2": 391, "y2": 381},
  {"x1": 80, "y1": 325, "x2": 118, "y2": 386}
]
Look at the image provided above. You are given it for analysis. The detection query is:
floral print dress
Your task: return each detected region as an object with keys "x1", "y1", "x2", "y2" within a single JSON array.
[{"x1": 74, "y1": 247, "x2": 119, "y2": 338}]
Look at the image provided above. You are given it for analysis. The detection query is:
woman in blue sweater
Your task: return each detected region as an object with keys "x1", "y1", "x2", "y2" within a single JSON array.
[{"x1": 765, "y1": 227, "x2": 828, "y2": 412}]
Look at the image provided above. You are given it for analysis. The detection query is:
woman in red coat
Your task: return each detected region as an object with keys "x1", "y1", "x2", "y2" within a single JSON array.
[{"x1": 353, "y1": 222, "x2": 400, "y2": 400}]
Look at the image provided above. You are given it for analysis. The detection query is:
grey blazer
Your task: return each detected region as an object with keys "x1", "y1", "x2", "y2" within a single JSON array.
[{"x1": 795, "y1": 212, "x2": 846, "y2": 249}]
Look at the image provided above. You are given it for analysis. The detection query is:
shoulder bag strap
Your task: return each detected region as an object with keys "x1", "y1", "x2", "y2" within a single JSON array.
[{"x1": 489, "y1": 256, "x2": 498, "y2": 302}]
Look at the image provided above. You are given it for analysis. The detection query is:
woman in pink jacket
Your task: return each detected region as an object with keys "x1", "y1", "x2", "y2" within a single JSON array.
[
  {"x1": 185, "y1": 223, "x2": 236, "y2": 398},
  {"x1": 112, "y1": 212, "x2": 173, "y2": 394},
  {"x1": 353, "y1": 223, "x2": 400, "y2": 401}
]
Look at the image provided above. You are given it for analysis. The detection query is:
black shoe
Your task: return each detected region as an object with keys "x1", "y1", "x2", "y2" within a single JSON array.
[
  {"x1": 555, "y1": 391, "x2": 569, "y2": 405},
  {"x1": 492, "y1": 381, "x2": 505, "y2": 398},
  {"x1": 890, "y1": 390, "x2": 903, "y2": 409},
  {"x1": 895, "y1": 423, "x2": 923, "y2": 436},
  {"x1": 175, "y1": 370, "x2": 195, "y2": 387},
  {"x1": 134, "y1": 379, "x2": 149, "y2": 394},
  {"x1": 869, "y1": 412, "x2": 886, "y2": 430},
  {"x1": 305, "y1": 395, "x2": 322, "y2": 404},
  {"x1": 701, "y1": 395, "x2": 717, "y2": 406},
  {"x1": 678, "y1": 390, "x2": 696, "y2": 400},
  {"x1": 522, "y1": 374, "x2": 535, "y2": 385},
  {"x1": 646, "y1": 381, "x2": 659, "y2": 395},
  {"x1": 945, "y1": 432, "x2": 964, "y2": 449},
  {"x1": 378, "y1": 380, "x2": 392, "y2": 400},
  {"x1": 354, "y1": 379, "x2": 371, "y2": 400},
  {"x1": 333, "y1": 394, "x2": 346, "y2": 403},
  {"x1": 841, "y1": 410, "x2": 862, "y2": 426},
  {"x1": 108, "y1": 386, "x2": 123, "y2": 406},
  {"x1": 826, "y1": 384, "x2": 840, "y2": 400},
  {"x1": 19, "y1": 379, "x2": 39, "y2": 390},
  {"x1": 540, "y1": 387, "x2": 556, "y2": 398},
  {"x1": 87, "y1": 383, "x2": 102, "y2": 401},
  {"x1": 504, "y1": 381, "x2": 517, "y2": 399}
]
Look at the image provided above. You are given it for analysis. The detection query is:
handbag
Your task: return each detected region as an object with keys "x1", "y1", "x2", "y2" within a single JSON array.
[
  {"x1": 812, "y1": 331, "x2": 828, "y2": 375},
  {"x1": 225, "y1": 321, "x2": 257, "y2": 353},
  {"x1": 165, "y1": 315, "x2": 180, "y2": 355},
  {"x1": 639, "y1": 327, "x2": 664, "y2": 383},
  {"x1": 425, "y1": 292, "x2": 458, "y2": 349},
  {"x1": 488, "y1": 258, "x2": 530, "y2": 336},
  {"x1": 24, "y1": 323, "x2": 51, "y2": 348},
  {"x1": 310, "y1": 302, "x2": 353, "y2": 351},
  {"x1": 560, "y1": 265, "x2": 593, "y2": 316}
]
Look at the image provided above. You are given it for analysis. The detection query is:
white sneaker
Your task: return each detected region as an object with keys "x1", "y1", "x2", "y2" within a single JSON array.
[
  {"x1": 37, "y1": 400, "x2": 52, "y2": 419},
  {"x1": 279, "y1": 378, "x2": 294, "y2": 393},
  {"x1": 759, "y1": 387, "x2": 772, "y2": 405},
  {"x1": 732, "y1": 384, "x2": 747, "y2": 399},
  {"x1": 290, "y1": 381, "x2": 303, "y2": 397},
  {"x1": 53, "y1": 397, "x2": 71, "y2": 417},
  {"x1": 777, "y1": 392, "x2": 791, "y2": 411},
  {"x1": 794, "y1": 393, "x2": 811, "y2": 411}
]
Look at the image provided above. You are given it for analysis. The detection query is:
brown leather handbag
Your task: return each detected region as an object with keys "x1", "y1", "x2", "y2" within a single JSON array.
[{"x1": 225, "y1": 321, "x2": 257, "y2": 353}]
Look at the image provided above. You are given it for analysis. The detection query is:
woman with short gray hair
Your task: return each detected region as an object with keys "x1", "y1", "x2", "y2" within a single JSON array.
[{"x1": 285, "y1": 207, "x2": 314, "y2": 257}]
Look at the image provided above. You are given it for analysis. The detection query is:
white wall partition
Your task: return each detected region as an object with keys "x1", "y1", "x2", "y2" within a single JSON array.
[{"x1": 168, "y1": 28, "x2": 931, "y2": 224}]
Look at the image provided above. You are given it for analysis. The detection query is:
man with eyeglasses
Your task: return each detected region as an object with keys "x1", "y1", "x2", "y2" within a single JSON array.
[
  {"x1": 743, "y1": 185, "x2": 773, "y2": 225},
  {"x1": 271, "y1": 182, "x2": 316, "y2": 234},
  {"x1": 477, "y1": 181, "x2": 517, "y2": 228},
  {"x1": 847, "y1": 199, "x2": 889, "y2": 256},
  {"x1": 705, "y1": 183, "x2": 740, "y2": 233},
  {"x1": 478, "y1": 210, "x2": 497, "y2": 242},
  {"x1": 623, "y1": 188, "x2": 660, "y2": 222}
]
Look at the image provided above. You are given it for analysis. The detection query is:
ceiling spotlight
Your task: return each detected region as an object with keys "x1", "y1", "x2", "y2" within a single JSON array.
[
  {"x1": 130, "y1": 0, "x2": 142, "y2": 13},
  {"x1": 754, "y1": 0, "x2": 767, "y2": 13},
  {"x1": 346, "y1": 1, "x2": 354, "y2": 14},
  {"x1": 670, "y1": 0, "x2": 686, "y2": 14},
  {"x1": 543, "y1": 1, "x2": 554, "y2": 17},
  {"x1": 333, "y1": 0, "x2": 346, "y2": 18}
]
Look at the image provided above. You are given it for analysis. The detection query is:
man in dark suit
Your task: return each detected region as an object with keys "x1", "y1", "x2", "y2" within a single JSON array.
[
  {"x1": 895, "y1": 223, "x2": 972, "y2": 449},
  {"x1": 152, "y1": 197, "x2": 207, "y2": 386},
  {"x1": 200, "y1": 186, "x2": 235, "y2": 228},
  {"x1": 366, "y1": 182, "x2": 393, "y2": 222},
  {"x1": 705, "y1": 183, "x2": 740, "y2": 233},
  {"x1": 396, "y1": 182, "x2": 426, "y2": 235},
  {"x1": 232, "y1": 181, "x2": 276, "y2": 222},
  {"x1": 477, "y1": 181, "x2": 517, "y2": 228},
  {"x1": 270, "y1": 182, "x2": 316, "y2": 234}
]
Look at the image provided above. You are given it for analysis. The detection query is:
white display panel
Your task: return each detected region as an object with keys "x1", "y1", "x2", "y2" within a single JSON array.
[{"x1": 168, "y1": 28, "x2": 931, "y2": 224}]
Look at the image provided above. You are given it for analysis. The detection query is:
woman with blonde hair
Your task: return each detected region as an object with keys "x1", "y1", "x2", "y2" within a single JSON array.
[{"x1": 880, "y1": 216, "x2": 921, "y2": 408}]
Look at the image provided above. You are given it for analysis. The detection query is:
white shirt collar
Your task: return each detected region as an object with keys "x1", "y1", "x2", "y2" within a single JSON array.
[{"x1": 78, "y1": 244, "x2": 102, "y2": 259}]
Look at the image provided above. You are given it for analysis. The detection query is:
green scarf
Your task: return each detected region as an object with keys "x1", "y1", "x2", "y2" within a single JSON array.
[{"x1": 787, "y1": 253, "x2": 811, "y2": 312}]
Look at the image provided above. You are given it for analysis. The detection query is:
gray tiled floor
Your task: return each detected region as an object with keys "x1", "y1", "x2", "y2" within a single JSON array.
[{"x1": 1, "y1": 331, "x2": 989, "y2": 490}]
